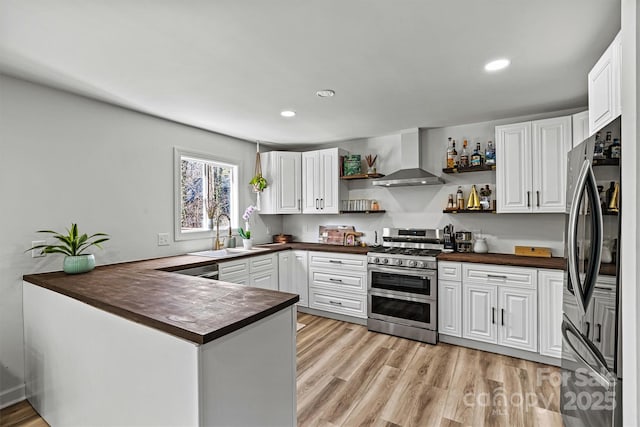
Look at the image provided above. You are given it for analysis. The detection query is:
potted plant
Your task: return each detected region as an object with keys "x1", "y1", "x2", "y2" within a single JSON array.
[
  {"x1": 27, "y1": 223, "x2": 110, "y2": 274},
  {"x1": 239, "y1": 205, "x2": 257, "y2": 249},
  {"x1": 250, "y1": 151, "x2": 268, "y2": 192}
]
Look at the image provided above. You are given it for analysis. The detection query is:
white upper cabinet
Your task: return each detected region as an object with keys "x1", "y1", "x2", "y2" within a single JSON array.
[
  {"x1": 302, "y1": 148, "x2": 344, "y2": 214},
  {"x1": 572, "y1": 110, "x2": 590, "y2": 147},
  {"x1": 260, "y1": 151, "x2": 302, "y2": 214},
  {"x1": 496, "y1": 115, "x2": 571, "y2": 213},
  {"x1": 588, "y1": 32, "x2": 621, "y2": 135}
]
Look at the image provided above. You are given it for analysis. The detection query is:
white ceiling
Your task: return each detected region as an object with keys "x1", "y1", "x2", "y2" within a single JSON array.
[{"x1": 0, "y1": 1, "x2": 620, "y2": 145}]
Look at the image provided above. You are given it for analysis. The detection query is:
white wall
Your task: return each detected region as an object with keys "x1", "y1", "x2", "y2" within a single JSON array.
[
  {"x1": 0, "y1": 74, "x2": 282, "y2": 406},
  {"x1": 283, "y1": 108, "x2": 584, "y2": 256}
]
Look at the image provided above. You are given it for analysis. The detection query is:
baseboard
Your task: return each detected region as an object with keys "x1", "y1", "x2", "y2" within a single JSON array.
[{"x1": 0, "y1": 383, "x2": 26, "y2": 409}]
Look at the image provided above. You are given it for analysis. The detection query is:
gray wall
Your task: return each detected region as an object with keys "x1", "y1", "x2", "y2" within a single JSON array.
[
  {"x1": 282, "y1": 108, "x2": 585, "y2": 255},
  {"x1": 0, "y1": 74, "x2": 281, "y2": 405}
]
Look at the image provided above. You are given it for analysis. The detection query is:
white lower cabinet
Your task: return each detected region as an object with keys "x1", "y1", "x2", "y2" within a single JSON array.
[
  {"x1": 538, "y1": 269, "x2": 564, "y2": 358},
  {"x1": 219, "y1": 253, "x2": 278, "y2": 290},
  {"x1": 278, "y1": 250, "x2": 309, "y2": 307},
  {"x1": 308, "y1": 251, "x2": 367, "y2": 319},
  {"x1": 438, "y1": 280, "x2": 462, "y2": 337},
  {"x1": 461, "y1": 264, "x2": 538, "y2": 352},
  {"x1": 591, "y1": 282, "x2": 616, "y2": 368}
]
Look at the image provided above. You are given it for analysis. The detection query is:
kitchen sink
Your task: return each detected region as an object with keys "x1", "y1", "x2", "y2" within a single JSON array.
[{"x1": 188, "y1": 247, "x2": 269, "y2": 259}]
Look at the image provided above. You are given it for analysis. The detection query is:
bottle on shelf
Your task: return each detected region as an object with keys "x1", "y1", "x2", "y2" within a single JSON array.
[
  {"x1": 446, "y1": 137, "x2": 458, "y2": 168},
  {"x1": 470, "y1": 142, "x2": 483, "y2": 167},
  {"x1": 447, "y1": 194, "x2": 455, "y2": 209},
  {"x1": 479, "y1": 184, "x2": 492, "y2": 210},
  {"x1": 459, "y1": 139, "x2": 469, "y2": 168},
  {"x1": 609, "y1": 138, "x2": 621, "y2": 159},
  {"x1": 467, "y1": 185, "x2": 481, "y2": 210},
  {"x1": 485, "y1": 140, "x2": 495, "y2": 165},
  {"x1": 604, "y1": 131, "x2": 613, "y2": 158},
  {"x1": 456, "y1": 186, "x2": 464, "y2": 209},
  {"x1": 593, "y1": 131, "x2": 605, "y2": 159}
]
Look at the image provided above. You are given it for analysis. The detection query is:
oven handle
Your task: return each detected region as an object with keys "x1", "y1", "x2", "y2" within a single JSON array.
[
  {"x1": 369, "y1": 289, "x2": 431, "y2": 303},
  {"x1": 368, "y1": 265, "x2": 437, "y2": 278}
]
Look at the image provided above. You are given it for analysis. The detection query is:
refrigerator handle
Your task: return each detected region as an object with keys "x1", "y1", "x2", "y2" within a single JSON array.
[
  {"x1": 567, "y1": 159, "x2": 591, "y2": 316},
  {"x1": 562, "y1": 315, "x2": 612, "y2": 389},
  {"x1": 585, "y1": 161, "x2": 604, "y2": 309}
]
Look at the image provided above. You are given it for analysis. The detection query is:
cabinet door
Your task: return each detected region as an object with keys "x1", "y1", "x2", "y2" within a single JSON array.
[
  {"x1": 538, "y1": 270, "x2": 564, "y2": 358},
  {"x1": 572, "y1": 111, "x2": 590, "y2": 147},
  {"x1": 588, "y1": 32, "x2": 621, "y2": 135},
  {"x1": 250, "y1": 270, "x2": 278, "y2": 291},
  {"x1": 292, "y1": 250, "x2": 309, "y2": 307},
  {"x1": 439, "y1": 280, "x2": 461, "y2": 337},
  {"x1": 592, "y1": 290, "x2": 616, "y2": 368},
  {"x1": 498, "y1": 286, "x2": 537, "y2": 352},
  {"x1": 496, "y1": 122, "x2": 532, "y2": 213},
  {"x1": 532, "y1": 116, "x2": 572, "y2": 213},
  {"x1": 463, "y1": 283, "x2": 497, "y2": 344},
  {"x1": 276, "y1": 152, "x2": 302, "y2": 214},
  {"x1": 302, "y1": 151, "x2": 319, "y2": 213},
  {"x1": 318, "y1": 148, "x2": 340, "y2": 214}
]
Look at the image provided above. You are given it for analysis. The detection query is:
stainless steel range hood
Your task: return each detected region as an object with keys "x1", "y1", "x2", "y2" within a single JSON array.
[{"x1": 373, "y1": 129, "x2": 444, "y2": 187}]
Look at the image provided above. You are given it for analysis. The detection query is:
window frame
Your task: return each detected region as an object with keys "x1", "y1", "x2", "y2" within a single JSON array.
[{"x1": 173, "y1": 147, "x2": 239, "y2": 242}]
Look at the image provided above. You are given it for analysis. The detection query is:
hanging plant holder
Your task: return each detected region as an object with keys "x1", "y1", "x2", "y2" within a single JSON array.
[{"x1": 250, "y1": 147, "x2": 268, "y2": 192}]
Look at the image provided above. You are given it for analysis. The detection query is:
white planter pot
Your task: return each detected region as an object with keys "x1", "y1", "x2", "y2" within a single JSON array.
[{"x1": 242, "y1": 239, "x2": 253, "y2": 250}]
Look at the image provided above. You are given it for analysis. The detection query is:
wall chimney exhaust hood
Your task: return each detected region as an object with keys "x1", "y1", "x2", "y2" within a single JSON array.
[{"x1": 372, "y1": 129, "x2": 444, "y2": 187}]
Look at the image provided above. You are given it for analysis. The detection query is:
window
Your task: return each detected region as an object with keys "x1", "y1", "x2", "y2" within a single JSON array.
[{"x1": 174, "y1": 148, "x2": 238, "y2": 240}]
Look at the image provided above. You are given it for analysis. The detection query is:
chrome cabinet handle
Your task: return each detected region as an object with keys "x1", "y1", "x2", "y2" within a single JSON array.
[
  {"x1": 596, "y1": 324, "x2": 602, "y2": 342},
  {"x1": 492, "y1": 307, "x2": 496, "y2": 324},
  {"x1": 487, "y1": 274, "x2": 507, "y2": 280},
  {"x1": 585, "y1": 321, "x2": 591, "y2": 337},
  {"x1": 320, "y1": 198, "x2": 324, "y2": 209},
  {"x1": 328, "y1": 300, "x2": 343, "y2": 306},
  {"x1": 329, "y1": 260, "x2": 343, "y2": 264},
  {"x1": 536, "y1": 190, "x2": 540, "y2": 207},
  {"x1": 298, "y1": 199, "x2": 301, "y2": 210},
  {"x1": 501, "y1": 308, "x2": 505, "y2": 326},
  {"x1": 527, "y1": 191, "x2": 531, "y2": 207},
  {"x1": 329, "y1": 278, "x2": 343, "y2": 283}
]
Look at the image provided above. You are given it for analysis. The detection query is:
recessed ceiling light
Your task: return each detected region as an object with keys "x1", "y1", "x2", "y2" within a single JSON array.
[
  {"x1": 484, "y1": 58, "x2": 510, "y2": 72},
  {"x1": 316, "y1": 89, "x2": 335, "y2": 98},
  {"x1": 280, "y1": 110, "x2": 296, "y2": 117}
]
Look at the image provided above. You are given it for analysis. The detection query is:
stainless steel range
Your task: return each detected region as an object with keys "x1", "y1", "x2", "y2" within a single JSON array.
[{"x1": 367, "y1": 228, "x2": 443, "y2": 344}]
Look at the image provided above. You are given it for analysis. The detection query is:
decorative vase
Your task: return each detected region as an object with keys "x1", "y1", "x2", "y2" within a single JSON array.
[
  {"x1": 473, "y1": 238, "x2": 489, "y2": 254},
  {"x1": 63, "y1": 254, "x2": 96, "y2": 274},
  {"x1": 367, "y1": 166, "x2": 376, "y2": 175},
  {"x1": 242, "y1": 238, "x2": 253, "y2": 250}
]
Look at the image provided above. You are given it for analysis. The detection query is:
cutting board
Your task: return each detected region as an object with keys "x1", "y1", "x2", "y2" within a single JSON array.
[{"x1": 514, "y1": 246, "x2": 552, "y2": 258}]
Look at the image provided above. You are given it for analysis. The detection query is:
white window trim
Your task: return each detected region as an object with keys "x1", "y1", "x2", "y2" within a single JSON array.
[{"x1": 174, "y1": 147, "x2": 240, "y2": 242}]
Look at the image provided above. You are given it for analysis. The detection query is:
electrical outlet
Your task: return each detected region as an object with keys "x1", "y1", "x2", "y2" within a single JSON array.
[
  {"x1": 158, "y1": 233, "x2": 170, "y2": 246},
  {"x1": 31, "y1": 240, "x2": 46, "y2": 258}
]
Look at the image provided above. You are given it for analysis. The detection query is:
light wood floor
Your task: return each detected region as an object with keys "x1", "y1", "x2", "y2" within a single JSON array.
[{"x1": 1, "y1": 313, "x2": 562, "y2": 427}]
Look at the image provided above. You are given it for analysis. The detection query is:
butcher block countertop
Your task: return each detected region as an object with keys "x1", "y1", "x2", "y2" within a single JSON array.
[
  {"x1": 23, "y1": 255, "x2": 299, "y2": 345},
  {"x1": 437, "y1": 252, "x2": 566, "y2": 270}
]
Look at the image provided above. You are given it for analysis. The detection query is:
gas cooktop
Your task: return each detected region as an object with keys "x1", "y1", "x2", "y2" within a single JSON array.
[{"x1": 367, "y1": 246, "x2": 442, "y2": 257}]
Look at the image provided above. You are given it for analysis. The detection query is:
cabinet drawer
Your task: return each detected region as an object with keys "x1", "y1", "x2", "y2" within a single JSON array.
[
  {"x1": 218, "y1": 259, "x2": 249, "y2": 277},
  {"x1": 219, "y1": 272, "x2": 249, "y2": 285},
  {"x1": 310, "y1": 270, "x2": 366, "y2": 293},
  {"x1": 438, "y1": 262, "x2": 462, "y2": 282},
  {"x1": 309, "y1": 288, "x2": 367, "y2": 319},
  {"x1": 308, "y1": 252, "x2": 366, "y2": 272},
  {"x1": 250, "y1": 253, "x2": 277, "y2": 273},
  {"x1": 463, "y1": 264, "x2": 536, "y2": 289}
]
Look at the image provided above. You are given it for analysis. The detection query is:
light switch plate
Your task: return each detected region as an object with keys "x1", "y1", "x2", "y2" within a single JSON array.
[
  {"x1": 31, "y1": 240, "x2": 46, "y2": 258},
  {"x1": 158, "y1": 233, "x2": 170, "y2": 246}
]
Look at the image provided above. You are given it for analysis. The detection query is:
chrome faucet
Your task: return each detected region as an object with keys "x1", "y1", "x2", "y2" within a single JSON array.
[{"x1": 214, "y1": 213, "x2": 232, "y2": 250}]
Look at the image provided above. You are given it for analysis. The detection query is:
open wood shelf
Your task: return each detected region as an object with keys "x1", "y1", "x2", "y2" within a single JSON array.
[
  {"x1": 442, "y1": 165, "x2": 495, "y2": 174},
  {"x1": 443, "y1": 209, "x2": 496, "y2": 214},
  {"x1": 340, "y1": 173, "x2": 385, "y2": 180},
  {"x1": 592, "y1": 158, "x2": 620, "y2": 166},
  {"x1": 339, "y1": 210, "x2": 386, "y2": 214}
]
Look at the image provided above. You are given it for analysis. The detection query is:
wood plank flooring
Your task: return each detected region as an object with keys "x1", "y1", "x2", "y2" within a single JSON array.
[
  {"x1": 296, "y1": 313, "x2": 562, "y2": 427},
  {"x1": 0, "y1": 313, "x2": 562, "y2": 427}
]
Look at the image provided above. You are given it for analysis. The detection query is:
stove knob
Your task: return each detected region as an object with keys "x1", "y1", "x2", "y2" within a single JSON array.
[
  {"x1": 394, "y1": 259, "x2": 403, "y2": 266},
  {"x1": 407, "y1": 260, "x2": 416, "y2": 267},
  {"x1": 373, "y1": 257, "x2": 380, "y2": 264},
  {"x1": 416, "y1": 261, "x2": 425, "y2": 268},
  {"x1": 382, "y1": 258, "x2": 389, "y2": 264}
]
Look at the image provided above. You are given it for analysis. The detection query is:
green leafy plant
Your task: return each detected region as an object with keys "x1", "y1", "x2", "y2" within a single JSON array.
[
  {"x1": 238, "y1": 227, "x2": 251, "y2": 239},
  {"x1": 27, "y1": 223, "x2": 110, "y2": 256},
  {"x1": 249, "y1": 175, "x2": 268, "y2": 192}
]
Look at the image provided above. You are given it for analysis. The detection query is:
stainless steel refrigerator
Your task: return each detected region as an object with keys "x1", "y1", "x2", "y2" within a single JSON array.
[{"x1": 561, "y1": 117, "x2": 622, "y2": 427}]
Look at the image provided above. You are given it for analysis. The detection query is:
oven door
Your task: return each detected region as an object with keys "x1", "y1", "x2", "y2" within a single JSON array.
[
  {"x1": 368, "y1": 290, "x2": 436, "y2": 330},
  {"x1": 368, "y1": 266, "x2": 436, "y2": 298}
]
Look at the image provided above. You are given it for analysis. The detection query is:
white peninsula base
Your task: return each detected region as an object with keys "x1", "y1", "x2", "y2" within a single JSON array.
[{"x1": 23, "y1": 281, "x2": 297, "y2": 426}]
